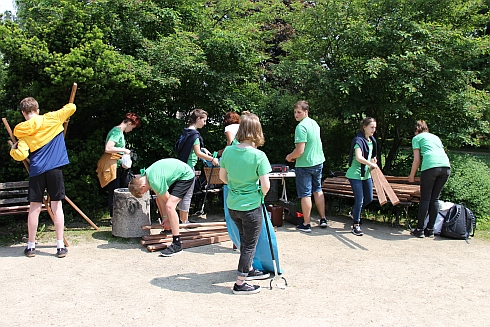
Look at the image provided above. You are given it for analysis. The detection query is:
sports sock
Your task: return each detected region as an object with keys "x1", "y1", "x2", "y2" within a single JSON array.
[
  {"x1": 56, "y1": 240, "x2": 64, "y2": 249},
  {"x1": 28, "y1": 242, "x2": 35, "y2": 249},
  {"x1": 173, "y1": 236, "x2": 181, "y2": 245}
]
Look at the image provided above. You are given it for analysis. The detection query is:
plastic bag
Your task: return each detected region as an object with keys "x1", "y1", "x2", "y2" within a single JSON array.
[{"x1": 121, "y1": 153, "x2": 132, "y2": 169}]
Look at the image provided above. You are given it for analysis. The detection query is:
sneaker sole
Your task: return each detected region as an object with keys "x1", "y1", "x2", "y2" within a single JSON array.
[
  {"x1": 25, "y1": 253, "x2": 36, "y2": 258},
  {"x1": 319, "y1": 224, "x2": 327, "y2": 228},
  {"x1": 297, "y1": 229, "x2": 311, "y2": 233},
  {"x1": 57, "y1": 253, "x2": 67, "y2": 258},
  {"x1": 245, "y1": 273, "x2": 271, "y2": 281},
  {"x1": 159, "y1": 250, "x2": 183, "y2": 257},
  {"x1": 233, "y1": 288, "x2": 261, "y2": 295},
  {"x1": 351, "y1": 230, "x2": 364, "y2": 236}
]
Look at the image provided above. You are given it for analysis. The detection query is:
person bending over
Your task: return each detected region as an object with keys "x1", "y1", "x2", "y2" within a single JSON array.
[{"x1": 129, "y1": 158, "x2": 195, "y2": 256}]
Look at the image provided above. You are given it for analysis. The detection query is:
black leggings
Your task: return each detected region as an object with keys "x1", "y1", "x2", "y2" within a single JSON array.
[
  {"x1": 416, "y1": 167, "x2": 451, "y2": 230},
  {"x1": 107, "y1": 166, "x2": 131, "y2": 217}
]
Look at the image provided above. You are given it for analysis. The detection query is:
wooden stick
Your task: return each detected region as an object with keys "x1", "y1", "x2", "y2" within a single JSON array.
[
  {"x1": 64, "y1": 196, "x2": 99, "y2": 230},
  {"x1": 146, "y1": 234, "x2": 230, "y2": 252},
  {"x1": 2, "y1": 118, "x2": 69, "y2": 246},
  {"x1": 141, "y1": 232, "x2": 229, "y2": 245},
  {"x1": 370, "y1": 169, "x2": 388, "y2": 205},
  {"x1": 141, "y1": 222, "x2": 227, "y2": 230},
  {"x1": 63, "y1": 83, "x2": 77, "y2": 137}
]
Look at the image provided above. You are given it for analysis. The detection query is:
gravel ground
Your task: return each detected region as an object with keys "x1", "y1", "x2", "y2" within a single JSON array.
[{"x1": 1, "y1": 213, "x2": 489, "y2": 327}]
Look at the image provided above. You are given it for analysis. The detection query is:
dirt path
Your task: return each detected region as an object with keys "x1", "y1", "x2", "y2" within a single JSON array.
[{"x1": 1, "y1": 214, "x2": 489, "y2": 327}]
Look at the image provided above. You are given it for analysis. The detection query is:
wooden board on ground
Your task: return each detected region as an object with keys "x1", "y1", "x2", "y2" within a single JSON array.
[{"x1": 141, "y1": 222, "x2": 227, "y2": 230}]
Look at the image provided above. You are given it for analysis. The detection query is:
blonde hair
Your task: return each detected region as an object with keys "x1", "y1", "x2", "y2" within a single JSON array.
[
  {"x1": 235, "y1": 112, "x2": 265, "y2": 147},
  {"x1": 128, "y1": 175, "x2": 144, "y2": 198}
]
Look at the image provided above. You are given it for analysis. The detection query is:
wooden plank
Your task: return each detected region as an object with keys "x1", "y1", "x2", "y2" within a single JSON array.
[
  {"x1": 141, "y1": 232, "x2": 229, "y2": 245},
  {"x1": 142, "y1": 227, "x2": 228, "y2": 240},
  {"x1": 0, "y1": 197, "x2": 29, "y2": 205},
  {"x1": 370, "y1": 169, "x2": 388, "y2": 205},
  {"x1": 377, "y1": 171, "x2": 400, "y2": 206},
  {"x1": 141, "y1": 221, "x2": 227, "y2": 230},
  {"x1": 146, "y1": 234, "x2": 230, "y2": 252},
  {"x1": 0, "y1": 181, "x2": 29, "y2": 190}
]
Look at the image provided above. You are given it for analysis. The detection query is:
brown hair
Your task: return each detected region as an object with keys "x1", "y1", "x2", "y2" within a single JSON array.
[
  {"x1": 123, "y1": 112, "x2": 141, "y2": 128},
  {"x1": 19, "y1": 97, "x2": 39, "y2": 114},
  {"x1": 189, "y1": 109, "x2": 208, "y2": 124},
  {"x1": 128, "y1": 175, "x2": 144, "y2": 198},
  {"x1": 414, "y1": 120, "x2": 429, "y2": 134},
  {"x1": 235, "y1": 112, "x2": 265, "y2": 147},
  {"x1": 294, "y1": 100, "x2": 309, "y2": 112},
  {"x1": 224, "y1": 111, "x2": 240, "y2": 127},
  {"x1": 359, "y1": 117, "x2": 376, "y2": 133}
]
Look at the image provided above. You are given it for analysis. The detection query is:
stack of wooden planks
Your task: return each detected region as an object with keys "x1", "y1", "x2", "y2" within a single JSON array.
[
  {"x1": 322, "y1": 175, "x2": 420, "y2": 205},
  {"x1": 140, "y1": 222, "x2": 229, "y2": 252}
]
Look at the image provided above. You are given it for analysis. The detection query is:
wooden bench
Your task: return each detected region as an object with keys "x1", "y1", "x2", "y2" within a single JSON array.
[
  {"x1": 0, "y1": 181, "x2": 47, "y2": 216},
  {"x1": 322, "y1": 176, "x2": 420, "y2": 226}
]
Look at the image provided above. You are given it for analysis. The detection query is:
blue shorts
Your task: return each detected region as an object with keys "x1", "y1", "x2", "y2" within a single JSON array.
[{"x1": 295, "y1": 164, "x2": 323, "y2": 198}]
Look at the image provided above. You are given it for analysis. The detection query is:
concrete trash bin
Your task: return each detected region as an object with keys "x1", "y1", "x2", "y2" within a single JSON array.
[{"x1": 112, "y1": 188, "x2": 151, "y2": 238}]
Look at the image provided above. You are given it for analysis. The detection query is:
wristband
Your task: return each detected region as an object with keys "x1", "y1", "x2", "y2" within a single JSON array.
[{"x1": 212, "y1": 151, "x2": 218, "y2": 159}]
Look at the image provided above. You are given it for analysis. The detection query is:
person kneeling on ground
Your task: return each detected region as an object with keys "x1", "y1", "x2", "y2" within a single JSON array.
[
  {"x1": 220, "y1": 112, "x2": 271, "y2": 295},
  {"x1": 128, "y1": 158, "x2": 195, "y2": 256}
]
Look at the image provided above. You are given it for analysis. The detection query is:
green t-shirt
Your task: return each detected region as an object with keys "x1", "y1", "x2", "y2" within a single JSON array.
[
  {"x1": 220, "y1": 145, "x2": 271, "y2": 211},
  {"x1": 106, "y1": 126, "x2": 126, "y2": 167},
  {"x1": 346, "y1": 142, "x2": 373, "y2": 180},
  {"x1": 412, "y1": 132, "x2": 450, "y2": 171},
  {"x1": 143, "y1": 158, "x2": 195, "y2": 196},
  {"x1": 294, "y1": 117, "x2": 325, "y2": 167},
  {"x1": 187, "y1": 138, "x2": 200, "y2": 167}
]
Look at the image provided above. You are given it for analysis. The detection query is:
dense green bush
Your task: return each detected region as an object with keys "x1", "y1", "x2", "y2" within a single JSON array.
[{"x1": 441, "y1": 153, "x2": 490, "y2": 223}]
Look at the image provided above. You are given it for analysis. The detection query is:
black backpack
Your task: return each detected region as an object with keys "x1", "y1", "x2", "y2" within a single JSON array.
[{"x1": 439, "y1": 204, "x2": 476, "y2": 242}]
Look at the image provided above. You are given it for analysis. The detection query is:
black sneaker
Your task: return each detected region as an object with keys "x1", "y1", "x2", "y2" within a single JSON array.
[
  {"x1": 160, "y1": 243, "x2": 183, "y2": 257},
  {"x1": 232, "y1": 282, "x2": 261, "y2": 295},
  {"x1": 319, "y1": 218, "x2": 328, "y2": 228},
  {"x1": 56, "y1": 248, "x2": 68, "y2": 258},
  {"x1": 296, "y1": 223, "x2": 311, "y2": 233},
  {"x1": 411, "y1": 228, "x2": 425, "y2": 238},
  {"x1": 424, "y1": 228, "x2": 435, "y2": 238},
  {"x1": 24, "y1": 248, "x2": 36, "y2": 258},
  {"x1": 351, "y1": 225, "x2": 363, "y2": 236},
  {"x1": 246, "y1": 269, "x2": 270, "y2": 280}
]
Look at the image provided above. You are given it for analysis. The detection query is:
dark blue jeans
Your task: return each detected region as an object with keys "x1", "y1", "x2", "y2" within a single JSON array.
[
  {"x1": 417, "y1": 167, "x2": 451, "y2": 230},
  {"x1": 348, "y1": 178, "x2": 373, "y2": 224},
  {"x1": 229, "y1": 206, "x2": 263, "y2": 277}
]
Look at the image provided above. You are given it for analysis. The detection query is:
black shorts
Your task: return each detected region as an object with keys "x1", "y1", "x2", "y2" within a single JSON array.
[
  {"x1": 29, "y1": 168, "x2": 65, "y2": 202},
  {"x1": 168, "y1": 178, "x2": 194, "y2": 199}
]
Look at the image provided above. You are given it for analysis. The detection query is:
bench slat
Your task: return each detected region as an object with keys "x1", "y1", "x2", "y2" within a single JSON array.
[
  {"x1": 0, "y1": 181, "x2": 29, "y2": 190},
  {"x1": 0, "y1": 197, "x2": 29, "y2": 205}
]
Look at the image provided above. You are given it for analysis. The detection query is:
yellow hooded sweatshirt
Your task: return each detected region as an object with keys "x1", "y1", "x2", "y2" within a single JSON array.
[{"x1": 10, "y1": 103, "x2": 76, "y2": 161}]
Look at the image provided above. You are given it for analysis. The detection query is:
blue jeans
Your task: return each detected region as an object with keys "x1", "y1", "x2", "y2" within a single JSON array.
[
  {"x1": 417, "y1": 167, "x2": 451, "y2": 230},
  {"x1": 229, "y1": 206, "x2": 263, "y2": 277},
  {"x1": 295, "y1": 164, "x2": 323, "y2": 198},
  {"x1": 348, "y1": 178, "x2": 373, "y2": 224}
]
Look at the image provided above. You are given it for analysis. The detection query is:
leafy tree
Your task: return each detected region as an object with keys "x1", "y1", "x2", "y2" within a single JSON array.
[{"x1": 274, "y1": 0, "x2": 490, "y2": 172}]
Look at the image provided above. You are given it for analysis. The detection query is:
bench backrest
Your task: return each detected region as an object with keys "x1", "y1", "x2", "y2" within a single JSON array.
[{"x1": 0, "y1": 181, "x2": 31, "y2": 215}]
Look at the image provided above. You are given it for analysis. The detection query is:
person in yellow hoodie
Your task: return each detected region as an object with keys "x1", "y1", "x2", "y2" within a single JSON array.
[{"x1": 9, "y1": 97, "x2": 76, "y2": 258}]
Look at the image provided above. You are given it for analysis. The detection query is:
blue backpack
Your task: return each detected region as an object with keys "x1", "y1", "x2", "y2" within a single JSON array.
[{"x1": 439, "y1": 204, "x2": 476, "y2": 242}]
